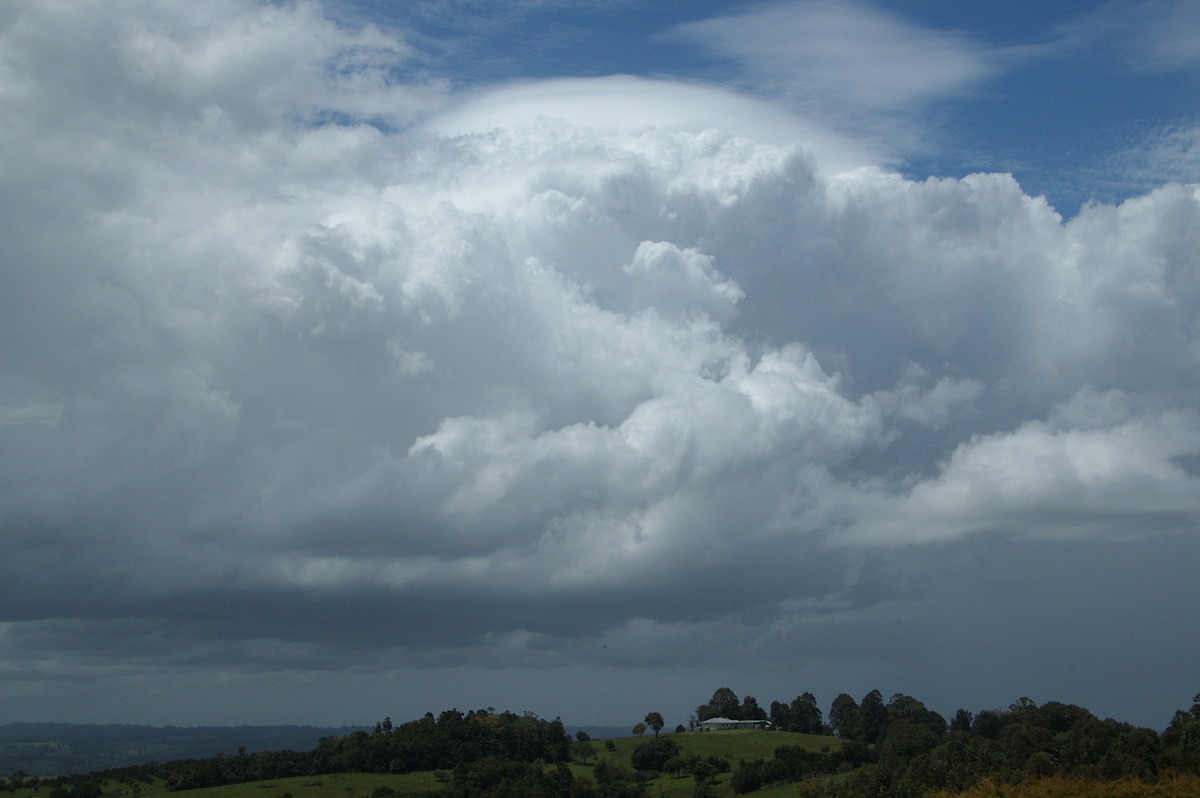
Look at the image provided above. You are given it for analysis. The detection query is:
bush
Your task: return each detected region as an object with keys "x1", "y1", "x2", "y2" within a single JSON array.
[
  {"x1": 592, "y1": 759, "x2": 630, "y2": 784},
  {"x1": 631, "y1": 738, "x2": 680, "y2": 771},
  {"x1": 731, "y1": 762, "x2": 762, "y2": 794}
]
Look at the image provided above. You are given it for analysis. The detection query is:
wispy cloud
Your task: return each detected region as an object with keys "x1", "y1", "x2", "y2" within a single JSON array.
[
  {"x1": 661, "y1": 0, "x2": 1000, "y2": 148},
  {"x1": 1093, "y1": 120, "x2": 1200, "y2": 198},
  {"x1": 1049, "y1": 0, "x2": 1200, "y2": 74}
]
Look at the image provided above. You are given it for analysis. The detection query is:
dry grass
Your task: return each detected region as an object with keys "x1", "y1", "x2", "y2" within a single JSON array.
[{"x1": 929, "y1": 773, "x2": 1200, "y2": 798}]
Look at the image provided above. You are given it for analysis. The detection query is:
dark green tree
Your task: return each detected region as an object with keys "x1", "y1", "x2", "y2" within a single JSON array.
[
  {"x1": 697, "y1": 687, "x2": 740, "y2": 721},
  {"x1": 769, "y1": 700, "x2": 791, "y2": 730},
  {"x1": 644, "y1": 712, "x2": 665, "y2": 736},
  {"x1": 829, "y1": 693, "x2": 860, "y2": 739},
  {"x1": 1160, "y1": 693, "x2": 1200, "y2": 773},
  {"x1": 690, "y1": 759, "x2": 716, "y2": 797},
  {"x1": 886, "y1": 693, "x2": 947, "y2": 739},
  {"x1": 859, "y1": 689, "x2": 888, "y2": 744},
  {"x1": 630, "y1": 737, "x2": 679, "y2": 771},
  {"x1": 730, "y1": 762, "x2": 763, "y2": 795},
  {"x1": 741, "y1": 696, "x2": 767, "y2": 721},
  {"x1": 72, "y1": 783, "x2": 102, "y2": 798},
  {"x1": 972, "y1": 709, "x2": 1005, "y2": 739},
  {"x1": 571, "y1": 741, "x2": 597, "y2": 763},
  {"x1": 592, "y1": 758, "x2": 623, "y2": 784},
  {"x1": 790, "y1": 693, "x2": 824, "y2": 734}
]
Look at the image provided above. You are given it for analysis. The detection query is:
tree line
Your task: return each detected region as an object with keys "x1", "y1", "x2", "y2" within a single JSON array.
[
  {"x1": 693, "y1": 687, "x2": 1200, "y2": 797},
  {"x1": 3, "y1": 691, "x2": 1199, "y2": 797},
  {"x1": 0, "y1": 709, "x2": 573, "y2": 797}
]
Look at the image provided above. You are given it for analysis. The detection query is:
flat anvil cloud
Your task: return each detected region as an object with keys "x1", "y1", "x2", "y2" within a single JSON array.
[{"x1": 1, "y1": 0, "x2": 1199, "y2": 729}]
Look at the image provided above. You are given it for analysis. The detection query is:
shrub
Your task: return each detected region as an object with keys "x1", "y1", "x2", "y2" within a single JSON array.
[{"x1": 631, "y1": 738, "x2": 680, "y2": 771}]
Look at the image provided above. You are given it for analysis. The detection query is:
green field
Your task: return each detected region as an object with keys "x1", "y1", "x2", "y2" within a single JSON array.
[
  {"x1": 628, "y1": 729, "x2": 836, "y2": 762},
  {"x1": 8, "y1": 730, "x2": 840, "y2": 798},
  {"x1": 574, "y1": 729, "x2": 839, "y2": 796}
]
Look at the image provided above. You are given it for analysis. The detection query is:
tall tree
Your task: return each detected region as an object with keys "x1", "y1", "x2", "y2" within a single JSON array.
[
  {"x1": 644, "y1": 712, "x2": 665, "y2": 736},
  {"x1": 859, "y1": 689, "x2": 888, "y2": 744},
  {"x1": 741, "y1": 695, "x2": 767, "y2": 721},
  {"x1": 829, "y1": 693, "x2": 860, "y2": 739},
  {"x1": 886, "y1": 693, "x2": 947, "y2": 742},
  {"x1": 790, "y1": 693, "x2": 824, "y2": 734},
  {"x1": 1161, "y1": 693, "x2": 1200, "y2": 773},
  {"x1": 769, "y1": 700, "x2": 791, "y2": 730},
  {"x1": 697, "y1": 687, "x2": 741, "y2": 721}
]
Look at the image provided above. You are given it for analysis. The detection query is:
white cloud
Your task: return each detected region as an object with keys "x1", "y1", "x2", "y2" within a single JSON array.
[
  {"x1": 1, "y1": 0, "x2": 1200, "y2": 724},
  {"x1": 873, "y1": 365, "x2": 983, "y2": 429},
  {"x1": 621, "y1": 241, "x2": 743, "y2": 321},
  {"x1": 1137, "y1": 1, "x2": 1200, "y2": 71},
  {"x1": 1064, "y1": 0, "x2": 1200, "y2": 74},
  {"x1": 842, "y1": 391, "x2": 1200, "y2": 545},
  {"x1": 421, "y1": 75, "x2": 880, "y2": 170},
  {"x1": 1106, "y1": 122, "x2": 1200, "y2": 195},
  {"x1": 670, "y1": 1, "x2": 994, "y2": 108}
]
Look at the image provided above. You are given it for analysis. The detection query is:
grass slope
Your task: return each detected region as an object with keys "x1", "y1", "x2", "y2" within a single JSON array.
[
  {"x1": 601, "y1": 728, "x2": 836, "y2": 760},
  {"x1": 9, "y1": 730, "x2": 840, "y2": 798},
  {"x1": 577, "y1": 729, "x2": 839, "y2": 796}
]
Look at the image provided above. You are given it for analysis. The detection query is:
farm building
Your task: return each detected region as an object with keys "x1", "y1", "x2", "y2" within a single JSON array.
[{"x1": 696, "y1": 717, "x2": 771, "y2": 731}]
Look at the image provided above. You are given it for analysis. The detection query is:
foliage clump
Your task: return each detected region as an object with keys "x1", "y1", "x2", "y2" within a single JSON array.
[{"x1": 629, "y1": 736, "x2": 679, "y2": 771}]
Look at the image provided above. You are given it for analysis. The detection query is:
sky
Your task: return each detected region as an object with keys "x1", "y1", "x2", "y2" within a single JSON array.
[{"x1": 1, "y1": 0, "x2": 1199, "y2": 734}]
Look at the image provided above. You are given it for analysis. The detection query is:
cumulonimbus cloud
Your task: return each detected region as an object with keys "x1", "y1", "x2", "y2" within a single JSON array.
[{"x1": 1, "y1": 0, "x2": 1198, "y2": 688}]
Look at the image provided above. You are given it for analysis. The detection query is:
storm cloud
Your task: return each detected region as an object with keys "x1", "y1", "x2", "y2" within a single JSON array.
[{"x1": 2, "y1": 0, "x2": 1198, "y2": 729}]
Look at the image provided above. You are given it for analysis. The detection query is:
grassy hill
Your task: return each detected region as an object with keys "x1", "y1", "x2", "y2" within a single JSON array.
[
  {"x1": 599, "y1": 727, "x2": 837, "y2": 761},
  {"x1": 6, "y1": 729, "x2": 837, "y2": 798},
  {"x1": 578, "y1": 729, "x2": 840, "y2": 796},
  {"x1": 8, "y1": 729, "x2": 1198, "y2": 798}
]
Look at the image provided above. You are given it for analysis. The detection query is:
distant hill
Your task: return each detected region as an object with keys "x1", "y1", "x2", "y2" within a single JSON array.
[
  {"x1": 565, "y1": 726, "x2": 630, "y2": 741},
  {"x1": 0, "y1": 723, "x2": 365, "y2": 776}
]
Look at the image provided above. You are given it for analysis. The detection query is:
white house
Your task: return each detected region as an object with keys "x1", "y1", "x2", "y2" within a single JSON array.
[{"x1": 696, "y1": 717, "x2": 771, "y2": 731}]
